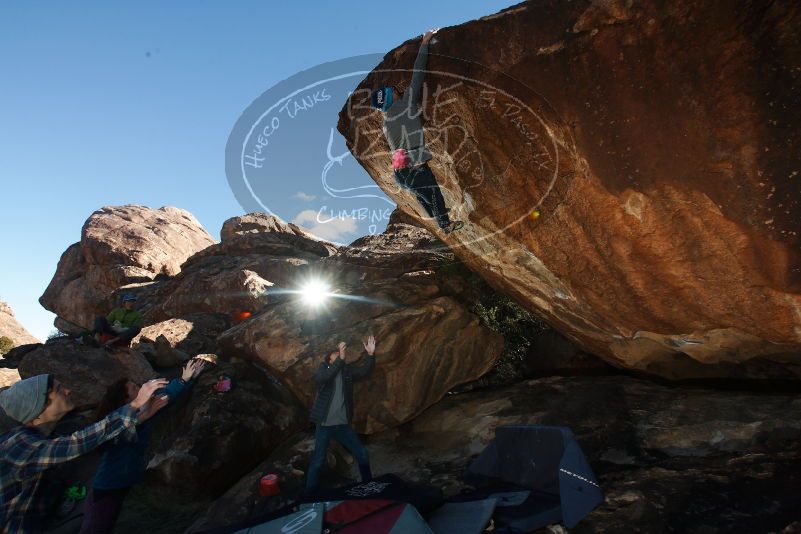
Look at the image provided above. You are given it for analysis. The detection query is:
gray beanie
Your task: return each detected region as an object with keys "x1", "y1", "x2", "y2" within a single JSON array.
[{"x1": 0, "y1": 374, "x2": 50, "y2": 424}]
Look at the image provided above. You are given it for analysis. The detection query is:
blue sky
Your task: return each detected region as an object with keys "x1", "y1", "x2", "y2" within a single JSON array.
[{"x1": 0, "y1": 1, "x2": 515, "y2": 341}]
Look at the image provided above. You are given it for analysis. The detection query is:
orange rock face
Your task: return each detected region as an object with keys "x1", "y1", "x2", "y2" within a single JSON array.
[{"x1": 338, "y1": 1, "x2": 801, "y2": 378}]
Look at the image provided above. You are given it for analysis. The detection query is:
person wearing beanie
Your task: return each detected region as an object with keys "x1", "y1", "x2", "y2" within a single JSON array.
[
  {"x1": 90, "y1": 293, "x2": 144, "y2": 348},
  {"x1": 371, "y1": 29, "x2": 464, "y2": 235},
  {"x1": 305, "y1": 335, "x2": 377, "y2": 494},
  {"x1": 0, "y1": 374, "x2": 168, "y2": 533}
]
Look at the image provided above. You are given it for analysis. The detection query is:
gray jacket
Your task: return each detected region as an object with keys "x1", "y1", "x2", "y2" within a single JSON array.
[
  {"x1": 309, "y1": 352, "x2": 375, "y2": 425},
  {"x1": 383, "y1": 42, "x2": 433, "y2": 167}
]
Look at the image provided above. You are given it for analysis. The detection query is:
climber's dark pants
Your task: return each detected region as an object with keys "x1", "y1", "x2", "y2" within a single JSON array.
[
  {"x1": 306, "y1": 424, "x2": 372, "y2": 492},
  {"x1": 79, "y1": 487, "x2": 130, "y2": 534},
  {"x1": 93, "y1": 316, "x2": 141, "y2": 343},
  {"x1": 394, "y1": 163, "x2": 451, "y2": 228}
]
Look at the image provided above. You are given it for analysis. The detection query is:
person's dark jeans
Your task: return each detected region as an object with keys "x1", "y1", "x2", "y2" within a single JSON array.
[
  {"x1": 79, "y1": 487, "x2": 130, "y2": 534},
  {"x1": 394, "y1": 163, "x2": 451, "y2": 228},
  {"x1": 306, "y1": 424, "x2": 372, "y2": 492},
  {"x1": 93, "y1": 316, "x2": 142, "y2": 343}
]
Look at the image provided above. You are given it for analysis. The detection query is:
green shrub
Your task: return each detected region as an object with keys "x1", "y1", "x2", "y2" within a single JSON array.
[
  {"x1": 47, "y1": 329, "x2": 67, "y2": 341},
  {"x1": 0, "y1": 336, "x2": 14, "y2": 356}
]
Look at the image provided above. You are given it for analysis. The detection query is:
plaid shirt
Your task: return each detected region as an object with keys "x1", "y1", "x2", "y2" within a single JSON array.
[{"x1": 0, "y1": 405, "x2": 138, "y2": 533}]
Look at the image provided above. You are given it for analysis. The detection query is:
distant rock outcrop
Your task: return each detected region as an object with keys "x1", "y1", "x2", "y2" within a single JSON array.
[
  {"x1": 338, "y1": 0, "x2": 801, "y2": 379},
  {"x1": 0, "y1": 300, "x2": 39, "y2": 346},
  {"x1": 39, "y1": 205, "x2": 216, "y2": 330}
]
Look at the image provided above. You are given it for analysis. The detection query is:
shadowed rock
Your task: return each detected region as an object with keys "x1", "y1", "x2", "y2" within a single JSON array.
[
  {"x1": 16, "y1": 338, "x2": 155, "y2": 410},
  {"x1": 145, "y1": 359, "x2": 307, "y2": 499},
  {"x1": 132, "y1": 313, "x2": 231, "y2": 368},
  {"x1": 190, "y1": 374, "x2": 801, "y2": 532}
]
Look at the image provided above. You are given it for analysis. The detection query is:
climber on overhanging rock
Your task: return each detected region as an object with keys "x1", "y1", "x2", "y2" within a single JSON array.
[
  {"x1": 89, "y1": 293, "x2": 143, "y2": 349},
  {"x1": 371, "y1": 29, "x2": 464, "y2": 235}
]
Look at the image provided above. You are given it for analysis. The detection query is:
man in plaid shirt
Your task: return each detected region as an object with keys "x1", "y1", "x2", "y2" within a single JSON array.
[{"x1": 0, "y1": 374, "x2": 167, "y2": 533}]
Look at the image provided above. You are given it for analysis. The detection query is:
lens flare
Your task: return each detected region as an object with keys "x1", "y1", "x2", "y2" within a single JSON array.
[{"x1": 300, "y1": 280, "x2": 331, "y2": 307}]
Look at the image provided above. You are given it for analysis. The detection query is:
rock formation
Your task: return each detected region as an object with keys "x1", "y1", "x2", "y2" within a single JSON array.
[
  {"x1": 16, "y1": 338, "x2": 155, "y2": 410},
  {"x1": 0, "y1": 300, "x2": 39, "y2": 346},
  {"x1": 131, "y1": 313, "x2": 230, "y2": 367},
  {"x1": 338, "y1": 0, "x2": 801, "y2": 379},
  {"x1": 143, "y1": 213, "x2": 336, "y2": 322},
  {"x1": 189, "y1": 374, "x2": 801, "y2": 533},
  {"x1": 145, "y1": 358, "x2": 306, "y2": 499},
  {"x1": 218, "y1": 217, "x2": 505, "y2": 433},
  {"x1": 39, "y1": 205, "x2": 215, "y2": 330}
]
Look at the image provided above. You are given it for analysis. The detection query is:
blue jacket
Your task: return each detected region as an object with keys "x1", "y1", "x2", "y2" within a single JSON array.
[{"x1": 92, "y1": 378, "x2": 187, "y2": 490}]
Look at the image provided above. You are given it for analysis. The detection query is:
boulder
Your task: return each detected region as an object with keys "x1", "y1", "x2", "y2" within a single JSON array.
[
  {"x1": 0, "y1": 343, "x2": 37, "y2": 392},
  {"x1": 16, "y1": 338, "x2": 156, "y2": 410},
  {"x1": 53, "y1": 317, "x2": 86, "y2": 337},
  {"x1": 0, "y1": 300, "x2": 39, "y2": 346},
  {"x1": 0, "y1": 368, "x2": 20, "y2": 391},
  {"x1": 321, "y1": 214, "x2": 451, "y2": 283},
  {"x1": 144, "y1": 214, "x2": 337, "y2": 322},
  {"x1": 131, "y1": 313, "x2": 230, "y2": 368},
  {"x1": 338, "y1": 1, "x2": 801, "y2": 379},
  {"x1": 221, "y1": 213, "x2": 333, "y2": 250},
  {"x1": 219, "y1": 220, "x2": 504, "y2": 434},
  {"x1": 145, "y1": 358, "x2": 307, "y2": 499},
  {"x1": 40, "y1": 205, "x2": 215, "y2": 330}
]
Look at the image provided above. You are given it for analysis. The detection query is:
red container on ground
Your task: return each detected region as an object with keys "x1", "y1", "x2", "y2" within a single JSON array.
[{"x1": 259, "y1": 474, "x2": 280, "y2": 497}]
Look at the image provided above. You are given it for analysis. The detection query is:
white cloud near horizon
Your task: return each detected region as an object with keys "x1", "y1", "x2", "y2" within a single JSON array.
[
  {"x1": 292, "y1": 209, "x2": 358, "y2": 242},
  {"x1": 294, "y1": 191, "x2": 317, "y2": 202}
]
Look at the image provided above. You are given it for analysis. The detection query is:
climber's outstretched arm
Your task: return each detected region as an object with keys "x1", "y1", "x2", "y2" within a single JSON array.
[{"x1": 409, "y1": 30, "x2": 436, "y2": 109}]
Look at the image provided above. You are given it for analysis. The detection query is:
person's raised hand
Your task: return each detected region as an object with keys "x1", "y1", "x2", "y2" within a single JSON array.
[
  {"x1": 181, "y1": 361, "x2": 195, "y2": 382},
  {"x1": 338, "y1": 341, "x2": 347, "y2": 360},
  {"x1": 422, "y1": 28, "x2": 438, "y2": 44},
  {"x1": 362, "y1": 335, "x2": 376, "y2": 356},
  {"x1": 130, "y1": 378, "x2": 168, "y2": 410},
  {"x1": 191, "y1": 360, "x2": 206, "y2": 379},
  {"x1": 138, "y1": 395, "x2": 168, "y2": 422}
]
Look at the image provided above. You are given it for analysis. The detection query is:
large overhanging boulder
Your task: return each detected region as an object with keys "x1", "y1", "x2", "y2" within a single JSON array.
[
  {"x1": 338, "y1": 0, "x2": 801, "y2": 379},
  {"x1": 39, "y1": 205, "x2": 215, "y2": 330}
]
